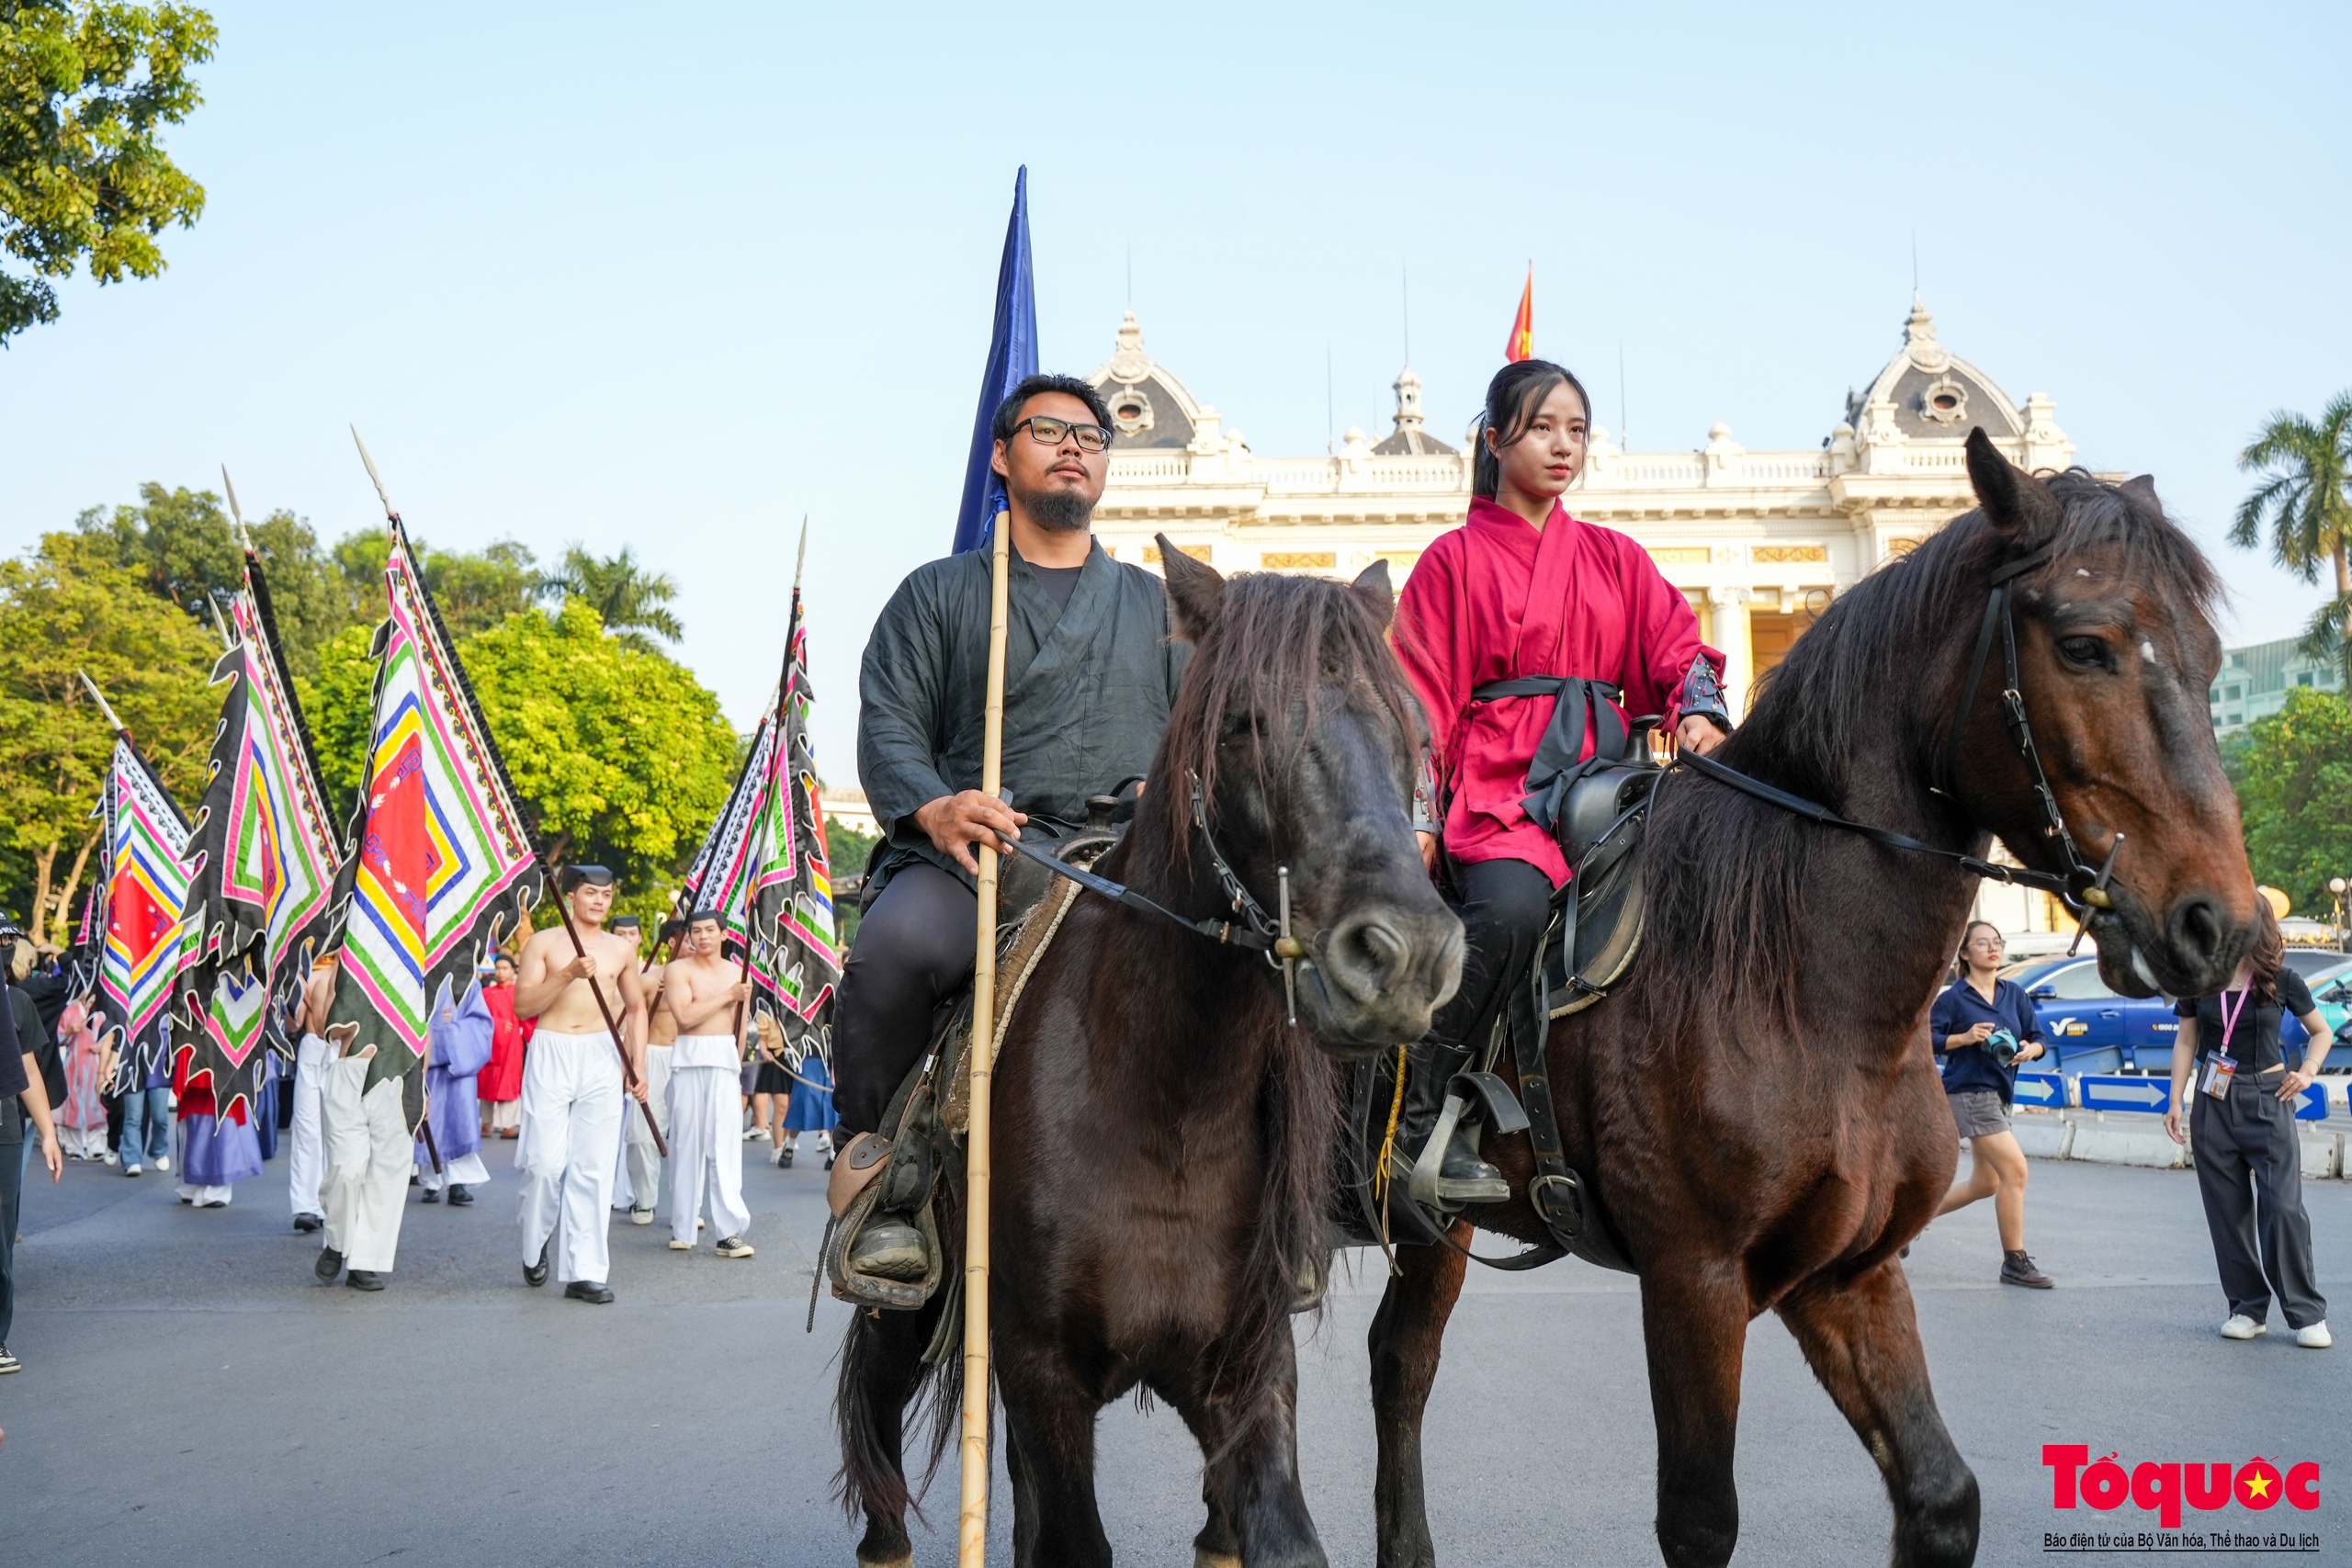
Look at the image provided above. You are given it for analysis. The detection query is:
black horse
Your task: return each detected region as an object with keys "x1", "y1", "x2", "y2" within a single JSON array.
[
  {"x1": 837, "y1": 542, "x2": 1464, "y2": 1568},
  {"x1": 1364, "y1": 434, "x2": 2256, "y2": 1567}
]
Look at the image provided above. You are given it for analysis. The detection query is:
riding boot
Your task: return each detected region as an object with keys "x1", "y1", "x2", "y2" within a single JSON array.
[
  {"x1": 1391, "y1": 1036, "x2": 1508, "y2": 1208},
  {"x1": 847, "y1": 1215, "x2": 929, "y2": 1281}
]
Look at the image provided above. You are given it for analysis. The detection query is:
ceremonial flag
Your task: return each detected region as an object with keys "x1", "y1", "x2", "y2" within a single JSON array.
[
  {"x1": 327, "y1": 521, "x2": 544, "y2": 1122},
  {"x1": 173, "y1": 549, "x2": 345, "y2": 1120},
  {"x1": 1504, "y1": 266, "x2": 1533, "y2": 362},
  {"x1": 89, "y1": 734, "x2": 194, "y2": 1090},
  {"x1": 950, "y1": 166, "x2": 1038, "y2": 554},
  {"x1": 678, "y1": 585, "x2": 840, "y2": 1062}
]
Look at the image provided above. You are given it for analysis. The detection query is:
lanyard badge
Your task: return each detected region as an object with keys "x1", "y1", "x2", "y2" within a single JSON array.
[{"x1": 2202, "y1": 988, "x2": 2249, "y2": 1100}]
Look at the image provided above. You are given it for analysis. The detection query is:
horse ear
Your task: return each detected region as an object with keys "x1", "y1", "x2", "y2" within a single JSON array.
[
  {"x1": 2121, "y1": 474, "x2": 2161, "y2": 507},
  {"x1": 1157, "y1": 533, "x2": 1224, "y2": 644},
  {"x1": 1964, "y1": 426, "x2": 2062, "y2": 549},
  {"x1": 1349, "y1": 558, "x2": 1396, "y2": 631}
]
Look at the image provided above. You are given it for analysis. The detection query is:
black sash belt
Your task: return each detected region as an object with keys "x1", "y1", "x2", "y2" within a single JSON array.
[{"x1": 1470, "y1": 675, "x2": 1626, "y2": 833}]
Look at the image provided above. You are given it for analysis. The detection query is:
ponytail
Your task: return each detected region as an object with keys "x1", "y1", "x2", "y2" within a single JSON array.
[{"x1": 1472, "y1": 358, "x2": 1591, "y2": 498}]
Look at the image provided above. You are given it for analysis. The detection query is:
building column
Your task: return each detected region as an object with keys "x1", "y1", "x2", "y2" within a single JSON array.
[{"x1": 1709, "y1": 586, "x2": 1753, "y2": 722}]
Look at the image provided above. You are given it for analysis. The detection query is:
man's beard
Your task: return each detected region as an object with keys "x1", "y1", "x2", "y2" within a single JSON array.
[{"x1": 1015, "y1": 480, "x2": 1093, "y2": 533}]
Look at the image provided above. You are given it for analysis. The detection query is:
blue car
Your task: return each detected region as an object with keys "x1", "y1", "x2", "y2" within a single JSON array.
[{"x1": 1999, "y1": 956, "x2": 2178, "y2": 1075}]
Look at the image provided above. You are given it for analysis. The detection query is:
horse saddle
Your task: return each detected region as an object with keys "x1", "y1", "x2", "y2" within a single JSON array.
[
  {"x1": 1539, "y1": 738, "x2": 1663, "y2": 1021},
  {"x1": 824, "y1": 799, "x2": 1123, "y2": 1317}
]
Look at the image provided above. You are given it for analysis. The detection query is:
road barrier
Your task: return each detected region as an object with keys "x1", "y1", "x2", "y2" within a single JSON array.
[{"x1": 1989, "y1": 1070, "x2": 2349, "y2": 1179}]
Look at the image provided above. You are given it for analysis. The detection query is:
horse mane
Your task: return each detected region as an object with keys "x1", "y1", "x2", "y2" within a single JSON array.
[{"x1": 1646, "y1": 468, "x2": 2221, "y2": 1033}]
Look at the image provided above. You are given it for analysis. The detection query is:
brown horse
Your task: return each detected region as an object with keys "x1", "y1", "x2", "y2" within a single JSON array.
[
  {"x1": 836, "y1": 547, "x2": 1464, "y2": 1568},
  {"x1": 1367, "y1": 432, "x2": 2256, "y2": 1568}
]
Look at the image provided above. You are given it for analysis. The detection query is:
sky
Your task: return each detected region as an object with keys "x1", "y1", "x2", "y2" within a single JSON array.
[{"x1": 6, "y1": 2, "x2": 2348, "y2": 773}]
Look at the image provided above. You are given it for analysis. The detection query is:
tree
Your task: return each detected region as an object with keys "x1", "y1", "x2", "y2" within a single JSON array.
[
  {"x1": 2233, "y1": 392, "x2": 2352, "y2": 685},
  {"x1": 540, "y1": 545, "x2": 684, "y2": 651},
  {"x1": 2233, "y1": 684, "x2": 2352, "y2": 918},
  {"x1": 0, "y1": 531, "x2": 219, "y2": 942},
  {"x1": 825, "y1": 813, "x2": 876, "y2": 944},
  {"x1": 0, "y1": 1, "x2": 215, "y2": 344},
  {"x1": 77, "y1": 482, "x2": 347, "y2": 679},
  {"x1": 330, "y1": 528, "x2": 539, "y2": 641},
  {"x1": 293, "y1": 621, "x2": 379, "y2": 829}
]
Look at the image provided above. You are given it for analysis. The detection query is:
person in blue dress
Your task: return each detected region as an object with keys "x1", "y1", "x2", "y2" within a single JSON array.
[
  {"x1": 1928, "y1": 920, "x2": 2052, "y2": 1289},
  {"x1": 767, "y1": 1010, "x2": 837, "y2": 1171}
]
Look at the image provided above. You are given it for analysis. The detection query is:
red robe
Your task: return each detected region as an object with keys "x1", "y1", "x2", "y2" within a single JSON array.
[
  {"x1": 1395, "y1": 496, "x2": 1723, "y2": 888},
  {"x1": 478, "y1": 982, "x2": 530, "y2": 1103}
]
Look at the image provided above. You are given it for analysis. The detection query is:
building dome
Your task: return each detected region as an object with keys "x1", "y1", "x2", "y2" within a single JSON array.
[
  {"x1": 1842, "y1": 298, "x2": 2025, "y2": 441},
  {"x1": 1087, "y1": 310, "x2": 1211, "y2": 450}
]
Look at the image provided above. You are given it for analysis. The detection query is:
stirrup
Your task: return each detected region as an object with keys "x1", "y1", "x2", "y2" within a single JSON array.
[{"x1": 1407, "y1": 1090, "x2": 1510, "y2": 1209}]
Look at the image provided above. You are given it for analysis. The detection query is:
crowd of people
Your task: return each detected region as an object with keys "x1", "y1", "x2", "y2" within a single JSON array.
[{"x1": 0, "y1": 887, "x2": 840, "y2": 1361}]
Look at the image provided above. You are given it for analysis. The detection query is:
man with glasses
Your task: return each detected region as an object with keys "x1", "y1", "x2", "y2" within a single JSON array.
[{"x1": 831, "y1": 373, "x2": 1189, "y2": 1279}]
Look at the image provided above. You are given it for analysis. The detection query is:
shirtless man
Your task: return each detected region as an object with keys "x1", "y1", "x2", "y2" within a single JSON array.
[
  {"x1": 658, "y1": 911, "x2": 753, "y2": 1258},
  {"x1": 511, "y1": 866, "x2": 650, "y2": 1304},
  {"x1": 287, "y1": 955, "x2": 340, "y2": 1233}
]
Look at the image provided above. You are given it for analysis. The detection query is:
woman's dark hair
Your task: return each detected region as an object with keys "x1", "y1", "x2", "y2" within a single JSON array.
[
  {"x1": 1952, "y1": 919, "x2": 2002, "y2": 983},
  {"x1": 2247, "y1": 900, "x2": 2282, "y2": 1002},
  {"x1": 1472, "y1": 358, "x2": 1592, "y2": 498}
]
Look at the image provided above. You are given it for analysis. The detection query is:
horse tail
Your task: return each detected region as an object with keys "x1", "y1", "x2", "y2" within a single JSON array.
[{"x1": 831, "y1": 1190, "x2": 966, "y2": 1529}]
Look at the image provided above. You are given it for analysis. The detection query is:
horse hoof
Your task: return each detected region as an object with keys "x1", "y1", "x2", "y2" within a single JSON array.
[
  {"x1": 1195, "y1": 1553, "x2": 1242, "y2": 1568},
  {"x1": 855, "y1": 1554, "x2": 913, "y2": 1568}
]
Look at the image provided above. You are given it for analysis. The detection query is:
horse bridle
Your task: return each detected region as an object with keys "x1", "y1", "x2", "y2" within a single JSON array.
[
  {"x1": 1678, "y1": 537, "x2": 2123, "y2": 923},
  {"x1": 993, "y1": 768, "x2": 1309, "y2": 1021}
]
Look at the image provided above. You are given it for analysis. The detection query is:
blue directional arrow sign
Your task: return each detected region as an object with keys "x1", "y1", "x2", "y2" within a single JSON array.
[
  {"x1": 2294, "y1": 1083, "x2": 2327, "y2": 1121},
  {"x1": 2011, "y1": 1071, "x2": 2065, "y2": 1110},
  {"x1": 2078, "y1": 1075, "x2": 2173, "y2": 1115}
]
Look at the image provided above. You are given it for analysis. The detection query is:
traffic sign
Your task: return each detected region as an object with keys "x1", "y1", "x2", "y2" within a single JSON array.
[
  {"x1": 2011, "y1": 1071, "x2": 2065, "y2": 1110},
  {"x1": 2078, "y1": 1075, "x2": 2172, "y2": 1115},
  {"x1": 2295, "y1": 1083, "x2": 2326, "y2": 1121}
]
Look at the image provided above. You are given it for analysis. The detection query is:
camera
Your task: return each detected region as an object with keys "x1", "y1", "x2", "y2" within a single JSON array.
[{"x1": 1984, "y1": 1028, "x2": 2022, "y2": 1068}]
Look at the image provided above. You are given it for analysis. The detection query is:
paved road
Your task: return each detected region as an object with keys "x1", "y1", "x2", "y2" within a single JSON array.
[{"x1": 3, "y1": 1139, "x2": 2346, "y2": 1566}]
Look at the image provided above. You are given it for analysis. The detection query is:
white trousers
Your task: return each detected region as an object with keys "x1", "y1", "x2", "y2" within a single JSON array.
[
  {"x1": 288, "y1": 1032, "x2": 333, "y2": 1217},
  {"x1": 322, "y1": 1056, "x2": 412, "y2": 1272},
  {"x1": 515, "y1": 1030, "x2": 622, "y2": 1284},
  {"x1": 619, "y1": 1043, "x2": 673, "y2": 1213},
  {"x1": 667, "y1": 1056, "x2": 750, "y2": 1246},
  {"x1": 415, "y1": 1150, "x2": 490, "y2": 1191}
]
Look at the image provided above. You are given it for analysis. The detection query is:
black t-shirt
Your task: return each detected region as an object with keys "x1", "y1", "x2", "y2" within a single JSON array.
[
  {"x1": 2175, "y1": 968, "x2": 2316, "y2": 1073},
  {"x1": 0, "y1": 983, "x2": 24, "y2": 1145},
  {"x1": 1030, "y1": 563, "x2": 1083, "y2": 615}
]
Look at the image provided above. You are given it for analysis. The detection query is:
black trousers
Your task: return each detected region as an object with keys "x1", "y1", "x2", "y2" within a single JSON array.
[
  {"x1": 1428, "y1": 856, "x2": 1556, "y2": 1056},
  {"x1": 832, "y1": 864, "x2": 978, "y2": 1138},
  {"x1": 0, "y1": 1134, "x2": 22, "y2": 1345},
  {"x1": 2191, "y1": 1067, "x2": 2327, "y2": 1330}
]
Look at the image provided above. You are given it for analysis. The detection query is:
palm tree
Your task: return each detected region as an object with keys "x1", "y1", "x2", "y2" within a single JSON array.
[
  {"x1": 2234, "y1": 391, "x2": 2352, "y2": 685},
  {"x1": 540, "y1": 545, "x2": 684, "y2": 652}
]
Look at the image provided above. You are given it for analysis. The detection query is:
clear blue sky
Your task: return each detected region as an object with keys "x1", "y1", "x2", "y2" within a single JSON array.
[{"x1": 5, "y1": 2, "x2": 2346, "y2": 773}]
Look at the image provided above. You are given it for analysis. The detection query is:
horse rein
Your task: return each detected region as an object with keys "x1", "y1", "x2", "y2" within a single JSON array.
[
  {"x1": 1678, "y1": 538, "x2": 2123, "y2": 920},
  {"x1": 990, "y1": 768, "x2": 1309, "y2": 1021}
]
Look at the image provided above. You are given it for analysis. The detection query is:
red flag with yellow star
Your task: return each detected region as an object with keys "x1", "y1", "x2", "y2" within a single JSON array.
[{"x1": 1503, "y1": 267, "x2": 1533, "y2": 362}]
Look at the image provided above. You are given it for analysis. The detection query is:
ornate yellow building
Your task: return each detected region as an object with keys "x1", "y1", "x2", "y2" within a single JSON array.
[{"x1": 1087, "y1": 299, "x2": 2076, "y2": 721}]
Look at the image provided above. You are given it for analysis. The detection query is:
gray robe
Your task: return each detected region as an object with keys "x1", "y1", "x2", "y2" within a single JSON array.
[{"x1": 856, "y1": 539, "x2": 1189, "y2": 896}]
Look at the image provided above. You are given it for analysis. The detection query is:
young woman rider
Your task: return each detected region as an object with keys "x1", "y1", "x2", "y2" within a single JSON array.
[{"x1": 1389, "y1": 359, "x2": 1730, "y2": 1205}]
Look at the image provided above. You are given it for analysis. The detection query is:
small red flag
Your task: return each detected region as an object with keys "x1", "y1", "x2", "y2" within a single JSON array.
[{"x1": 1503, "y1": 267, "x2": 1533, "y2": 362}]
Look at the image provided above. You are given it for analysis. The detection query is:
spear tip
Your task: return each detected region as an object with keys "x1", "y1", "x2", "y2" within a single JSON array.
[
  {"x1": 220, "y1": 466, "x2": 255, "y2": 554},
  {"x1": 349, "y1": 424, "x2": 397, "y2": 522}
]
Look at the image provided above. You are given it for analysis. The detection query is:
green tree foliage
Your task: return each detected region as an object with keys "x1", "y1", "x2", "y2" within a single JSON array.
[
  {"x1": 331, "y1": 530, "x2": 540, "y2": 642},
  {"x1": 824, "y1": 813, "x2": 876, "y2": 943},
  {"x1": 0, "y1": 1, "x2": 214, "y2": 343},
  {"x1": 2234, "y1": 392, "x2": 2352, "y2": 685},
  {"x1": 436, "y1": 601, "x2": 733, "y2": 908},
  {"x1": 540, "y1": 544, "x2": 684, "y2": 651},
  {"x1": 0, "y1": 531, "x2": 218, "y2": 942},
  {"x1": 293, "y1": 621, "x2": 379, "y2": 828},
  {"x1": 76, "y1": 482, "x2": 346, "y2": 679},
  {"x1": 2233, "y1": 684, "x2": 2352, "y2": 917}
]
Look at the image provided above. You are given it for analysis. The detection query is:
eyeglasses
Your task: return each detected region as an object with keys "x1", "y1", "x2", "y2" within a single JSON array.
[{"x1": 1013, "y1": 414, "x2": 1113, "y2": 453}]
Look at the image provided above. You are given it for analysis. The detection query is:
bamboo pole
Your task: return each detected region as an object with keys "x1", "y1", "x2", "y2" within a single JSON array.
[{"x1": 958, "y1": 504, "x2": 1012, "y2": 1565}]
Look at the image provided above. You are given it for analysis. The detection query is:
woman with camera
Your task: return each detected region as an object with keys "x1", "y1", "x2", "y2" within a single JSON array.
[
  {"x1": 2163, "y1": 903, "x2": 2332, "y2": 1348},
  {"x1": 1929, "y1": 920, "x2": 2052, "y2": 1287}
]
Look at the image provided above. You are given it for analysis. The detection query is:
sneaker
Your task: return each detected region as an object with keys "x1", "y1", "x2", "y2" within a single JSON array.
[
  {"x1": 0, "y1": 1344, "x2": 18, "y2": 1374},
  {"x1": 103, "y1": 1150, "x2": 119, "y2": 1167},
  {"x1": 824, "y1": 1149, "x2": 836, "y2": 1171},
  {"x1": 669, "y1": 1238, "x2": 692, "y2": 1251},
  {"x1": 778, "y1": 1145, "x2": 794, "y2": 1168},
  {"x1": 629, "y1": 1206, "x2": 654, "y2": 1226},
  {"x1": 292, "y1": 1212, "x2": 323, "y2": 1233},
  {"x1": 153, "y1": 1156, "x2": 170, "y2": 1174},
  {"x1": 2221, "y1": 1314, "x2": 2267, "y2": 1340},
  {"x1": 2294, "y1": 1322, "x2": 2332, "y2": 1348},
  {"x1": 1999, "y1": 1250, "x2": 2052, "y2": 1289},
  {"x1": 123, "y1": 1164, "x2": 141, "y2": 1178},
  {"x1": 715, "y1": 1236, "x2": 754, "y2": 1258}
]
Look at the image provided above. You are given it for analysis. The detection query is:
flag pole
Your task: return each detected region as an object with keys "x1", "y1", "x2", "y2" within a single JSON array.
[
  {"x1": 959, "y1": 502, "x2": 1011, "y2": 1565},
  {"x1": 731, "y1": 517, "x2": 808, "y2": 1049}
]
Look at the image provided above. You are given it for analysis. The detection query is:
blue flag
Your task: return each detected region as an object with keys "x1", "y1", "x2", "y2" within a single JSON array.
[{"x1": 951, "y1": 167, "x2": 1039, "y2": 554}]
